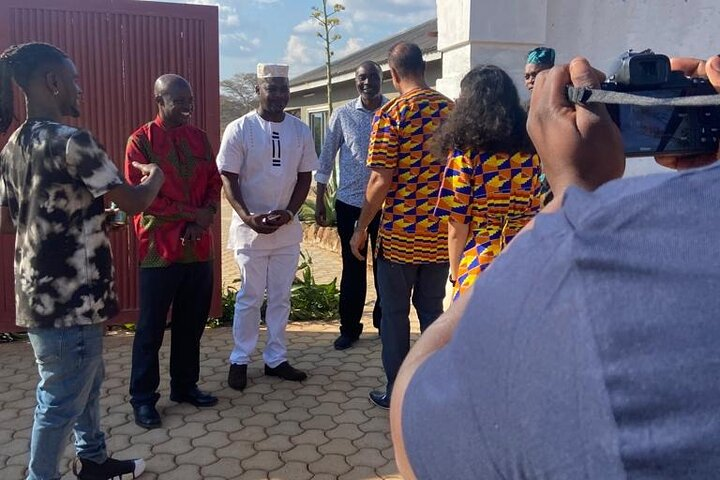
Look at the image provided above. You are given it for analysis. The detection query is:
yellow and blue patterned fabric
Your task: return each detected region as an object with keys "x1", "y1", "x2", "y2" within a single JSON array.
[
  {"x1": 436, "y1": 148, "x2": 542, "y2": 297},
  {"x1": 367, "y1": 88, "x2": 453, "y2": 264}
]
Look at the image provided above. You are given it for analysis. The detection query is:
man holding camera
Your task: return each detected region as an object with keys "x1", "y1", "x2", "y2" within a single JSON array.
[{"x1": 390, "y1": 55, "x2": 720, "y2": 479}]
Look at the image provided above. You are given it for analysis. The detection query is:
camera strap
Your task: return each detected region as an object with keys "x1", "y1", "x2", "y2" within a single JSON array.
[{"x1": 567, "y1": 86, "x2": 720, "y2": 107}]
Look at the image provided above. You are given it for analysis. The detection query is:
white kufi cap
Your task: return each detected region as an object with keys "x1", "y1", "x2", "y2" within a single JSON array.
[{"x1": 257, "y1": 63, "x2": 289, "y2": 79}]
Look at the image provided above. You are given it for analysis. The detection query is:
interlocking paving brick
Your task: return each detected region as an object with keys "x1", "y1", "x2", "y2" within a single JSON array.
[
  {"x1": 241, "y1": 412, "x2": 279, "y2": 428},
  {"x1": 359, "y1": 416, "x2": 390, "y2": 433},
  {"x1": 299, "y1": 414, "x2": 337, "y2": 431},
  {"x1": 134, "y1": 428, "x2": 170, "y2": 445},
  {"x1": 281, "y1": 444, "x2": 322, "y2": 463},
  {"x1": 284, "y1": 395, "x2": 320, "y2": 409},
  {"x1": 146, "y1": 453, "x2": 177, "y2": 473},
  {"x1": 326, "y1": 423, "x2": 365, "y2": 441},
  {"x1": 353, "y1": 431, "x2": 393, "y2": 450},
  {"x1": 340, "y1": 466, "x2": 383, "y2": 479},
  {"x1": 3, "y1": 438, "x2": 31, "y2": 456},
  {"x1": 254, "y1": 435, "x2": 294, "y2": 453},
  {"x1": 215, "y1": 440, "x2": 256, "y2": 460},
  {"x1": 192, "y1": 431, "x2": 232, "y2": 449},
  {"x1": 207, "y1": 417, "x2": 244, "y2": 433},
  {"x1": 268, "y1": 461, "x2": 313, "y2": 480},
  {"x1": 251, "y1": 401, "x2": 287, "y2": 415},
  {"x1": 335, "y1": 409, "x2": 370, "y2": 424},
  {"x1": 308, "y1": 402, "x2": 343, "y2": 417},
  {"x1": 317, "y1": 390, "x2": 351, "y2": 404},
  {"x1": 348, "y1": 448, "x2": 388, "y2": 468},
  {"x1": 265, "y1": 420, "x2": 303, "y2": 437},
  {"x1": 170, "y1": 421, "x2": 208, "y2": 438},
  {"x1": 152, "y1": 437, "x2": 194, "y2": 455},
  {"x1": 237, "y1": 469, "x2": 269, "y2": 480},
  {"x1": 228, "y1": 425, "x2": 268, "y2": 443},
  {"x1": 201, "y1": 458, "x2": 243, "y2": 478},
  {"x1": 164, "y1": 464, "x2": 201, "y2": 478},
  {"x1": 318, "y1": 438, "x2": 358, "y2": 456},
  {"x1": 242, "y1": 451, "x2": 282, "y2": 471},
  {"x1": 377, "y1": 460, "x2": 402, "y2": 478},
  {"x1": 309, "y1": 453, "x2": 352, "y2": 476},
  {"x1": 1, "y1": 465, "x2": 27, "y2": 479},
  {"x1": 176, "y1": 446, "x2": 218, "y2": 466}
]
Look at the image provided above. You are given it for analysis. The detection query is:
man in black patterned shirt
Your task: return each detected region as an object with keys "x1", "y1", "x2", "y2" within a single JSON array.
[{"x1": 0, "y1": 42, "x2": 163, "y2": 480}]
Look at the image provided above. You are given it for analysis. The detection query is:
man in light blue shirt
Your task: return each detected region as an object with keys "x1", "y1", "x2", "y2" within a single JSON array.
[
  {"x1": 390, "y1": 55, "x2": 720, "y2": 479},
  {"x1": 315, "y1": 61, "x2": 388, "y2": 350}
]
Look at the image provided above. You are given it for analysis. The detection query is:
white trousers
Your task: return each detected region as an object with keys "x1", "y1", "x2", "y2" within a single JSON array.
[{"x1": 230, "y1": 243, "x2": 300, "y2": 368}]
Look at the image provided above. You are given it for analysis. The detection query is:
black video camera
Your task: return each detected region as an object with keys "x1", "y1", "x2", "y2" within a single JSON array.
[{"x1": 600, "y1": 50, "x2": 720, "y2": 157}]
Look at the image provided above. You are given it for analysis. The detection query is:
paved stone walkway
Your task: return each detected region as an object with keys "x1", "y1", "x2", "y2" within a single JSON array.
[{"x1": 0, "y1": 201, "x2": 427, "y2": 479}]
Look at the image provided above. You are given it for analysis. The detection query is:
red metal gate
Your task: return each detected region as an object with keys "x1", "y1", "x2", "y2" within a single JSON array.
[{"x1": 0, "y1": 0, "x2": 221, "y2": 331}]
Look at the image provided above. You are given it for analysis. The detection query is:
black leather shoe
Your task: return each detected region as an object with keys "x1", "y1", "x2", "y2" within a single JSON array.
[
  {"x1": 265, "y1": 361, "x2": 307, "y2": 381},
  {"x1": 228, "y1": 364, "x2": 248, "y2": 391},
  {"x1": 369, "y1": 390, "x2": 390, "y2": 409},
  {"x1": 333, "y1": 334, "x2": 358, "y2": 350},
  {"x1": 170, "y1": 387, "x2": 218, "y2": 407},
  {"x1": 133, "y1": 404, "x2": 161, "y2": 429}
]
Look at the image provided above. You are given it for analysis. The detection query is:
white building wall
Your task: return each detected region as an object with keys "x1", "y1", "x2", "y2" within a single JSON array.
[{"x1": 436, "y1": 0, "x2": 719, "y2": 175}]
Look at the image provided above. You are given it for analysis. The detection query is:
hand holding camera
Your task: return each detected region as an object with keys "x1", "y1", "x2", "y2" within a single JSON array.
[
  {"x1": 527, "y1": 57, "x2": 625, "y2": 200},
  {"x1": 529, "y1": 53, "x2": 720, "y2": 202},
  {"x1": 654, "y1": 55, "x2": 720, "y2": 170},
  {"x1": 569, "y1": 50, "x2": 720, "y2": 159}
]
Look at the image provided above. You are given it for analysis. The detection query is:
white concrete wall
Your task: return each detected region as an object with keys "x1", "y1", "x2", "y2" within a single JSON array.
[{"x1": 436, "y1": 0, "x2": 719, "y2": 175}]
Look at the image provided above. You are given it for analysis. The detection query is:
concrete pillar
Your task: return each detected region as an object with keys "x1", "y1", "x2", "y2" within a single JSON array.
[{"x1": 435, "y1": 0, "x2": 547, "y2": 99}]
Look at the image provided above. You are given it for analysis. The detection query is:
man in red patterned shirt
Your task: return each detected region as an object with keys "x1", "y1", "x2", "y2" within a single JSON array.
[{"x1": 125, "y1": 74, "x2": 222, "y2": 429}]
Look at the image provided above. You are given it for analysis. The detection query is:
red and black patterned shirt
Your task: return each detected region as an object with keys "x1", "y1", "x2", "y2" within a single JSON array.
[{"x1": 125, "y1": 117, "x2": 221, "y2": 267}]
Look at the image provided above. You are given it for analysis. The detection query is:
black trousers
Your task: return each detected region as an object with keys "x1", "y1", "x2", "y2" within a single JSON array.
[
  {"x1": 130, "y1": 261, "x2": 213, "y2": 407},
  {"x1": 335, "y1": 199, "x2": 382, "y2": 339}
]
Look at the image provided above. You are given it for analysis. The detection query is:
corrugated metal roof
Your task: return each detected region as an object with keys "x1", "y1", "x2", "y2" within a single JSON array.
[{"x1": 290, "y1": 18, "x2": 437, "y2": 88}]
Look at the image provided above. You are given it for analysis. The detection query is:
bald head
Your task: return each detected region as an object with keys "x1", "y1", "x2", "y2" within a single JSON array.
[
  {"x1": 154, "y1": 74, "x2": 193, "y2": 128},
  {"x1": 388, "y1": 42, "x2": 424, "y2": 80},
  {"x1": 154, "y1": 74, "x2": 191, "y2": 97}
]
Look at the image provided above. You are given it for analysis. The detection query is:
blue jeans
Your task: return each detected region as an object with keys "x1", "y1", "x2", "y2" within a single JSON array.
[
  {"x1": 27, "y1": 324, "x2": 108, "y2": 480},
  {"x1": 376, "y1": 257, "x2": 449, "y2": 395}
]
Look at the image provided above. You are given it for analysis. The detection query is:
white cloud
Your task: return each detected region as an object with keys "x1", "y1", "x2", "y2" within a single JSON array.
[
  {"x1": 292, "y1": 19, "x2": 317, "y2": 34},
  {"x1": 336, "y1": 37, "x2": 364, "y2": 58},
  {"x1": 283, "y1": 34, "x2": 325, "y2": 74},
  {"x1": 341, "y1": 0, "x2": 435, "y2": 25},
  {"x1": 221, "y1": 32, "x2": 262, "y2": 54}
]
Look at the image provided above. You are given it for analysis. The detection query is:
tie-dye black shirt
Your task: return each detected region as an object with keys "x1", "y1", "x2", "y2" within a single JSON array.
[{"x1": 0, "y1": 120, "x2": 123, "y2": 328}]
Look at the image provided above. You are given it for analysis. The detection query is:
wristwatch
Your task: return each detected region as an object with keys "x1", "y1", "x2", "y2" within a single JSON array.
[{"x1": 448, "y1": 274, "x2": 456, "y2": 286}]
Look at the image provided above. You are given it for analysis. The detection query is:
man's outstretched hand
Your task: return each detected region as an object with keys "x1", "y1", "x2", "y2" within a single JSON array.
[{"x1": 527, "y1": 57, "x2": 625, "y2": 200}]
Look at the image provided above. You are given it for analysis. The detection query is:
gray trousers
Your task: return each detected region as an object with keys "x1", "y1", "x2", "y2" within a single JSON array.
[{"x1": 376, "y1": 256, "x2": 449, "y2": 395}]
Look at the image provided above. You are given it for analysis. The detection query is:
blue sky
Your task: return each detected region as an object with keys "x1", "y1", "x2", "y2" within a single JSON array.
[{"x1": 146, "y1": 0, "x2": 437, "y2": 79}]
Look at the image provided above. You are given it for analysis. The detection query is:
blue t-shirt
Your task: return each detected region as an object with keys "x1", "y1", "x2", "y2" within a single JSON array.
[{"x1": 403, "y1": 162, "x2": 720, "y2": 479}]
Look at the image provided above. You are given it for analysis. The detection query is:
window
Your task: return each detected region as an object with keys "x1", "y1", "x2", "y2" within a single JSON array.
[{"x1": 308, "y1": 110, "x2": 328, "y2": 157}]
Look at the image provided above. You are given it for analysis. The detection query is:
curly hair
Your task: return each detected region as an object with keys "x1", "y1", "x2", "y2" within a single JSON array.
[
  {"x1": 0, "y1": 42, "x2": 69, "y2": 134},
  {"x1": 432, "y1": 65, "x2": 533, "y2": 160}
]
